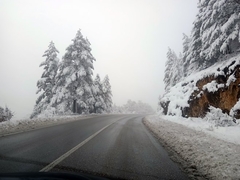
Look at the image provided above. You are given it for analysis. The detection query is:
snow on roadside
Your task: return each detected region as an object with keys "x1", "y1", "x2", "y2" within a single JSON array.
[
  {"x1": 144, "y1": 115, "x2": 240, "y2": 180},
  {"x1": 0, "y1": 114, "x2": 96, "y2": 136},
  {"x1": 160, "y1": 115, "x2": 240, "y2": 145}
]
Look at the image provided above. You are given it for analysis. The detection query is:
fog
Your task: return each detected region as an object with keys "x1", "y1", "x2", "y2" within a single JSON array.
[{"x1": 0, "y1": 0, "x2": 198, "y2": 119}]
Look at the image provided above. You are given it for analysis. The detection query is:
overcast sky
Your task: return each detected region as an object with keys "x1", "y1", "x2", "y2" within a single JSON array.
[{"x1": 0, "y1": 0, "x2": 198, "y2": 119}]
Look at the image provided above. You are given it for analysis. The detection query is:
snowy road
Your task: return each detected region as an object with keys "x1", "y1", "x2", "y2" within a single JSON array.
[{"x1": 0, "y1": 115, "x2": 188, "y2": 179}]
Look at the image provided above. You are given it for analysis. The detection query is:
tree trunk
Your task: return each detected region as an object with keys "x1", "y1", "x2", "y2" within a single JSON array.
[{"x1": 73, "y1": 99, "x2": 77, "y2": 113}]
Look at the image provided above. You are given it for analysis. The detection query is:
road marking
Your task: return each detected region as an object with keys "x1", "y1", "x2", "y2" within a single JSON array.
[{"x1": 39, "y1": 120, "x2": 117, "y2": 172}]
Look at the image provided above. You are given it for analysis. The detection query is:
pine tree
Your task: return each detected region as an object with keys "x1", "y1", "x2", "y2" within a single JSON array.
[
  {"x1": 176, "y1": 52, "x2": 184, "y2": 81},
  {"x1": 0, "y1": 105, "x2": 14, "y2": 122},
  {"x1": 164, "y1": 48, "x2": 181, "y2": 91},
  {"x1": 185, "y1": 0, "x2": 240, "y2": 75},
  {"x1": 52, "y1": 30, "x2": 96, "y2": 114},
  {"x1": 31, "y1": 41, "x2": 59, "y2": 118},
  {"x1": 102, "y1": 75, "x2": 113, "y2": 112},
  {"x1": 200, "y1": 0, "x2": 240, "y2": 63},
  {"x1": 122, "y1": 100, "x2": 154, "y2": 114},
  {"x1": 164, "y1": 48, "x2": 174, "y2": 91},
  {"x1": 92, "y1": 74, "x2": 105, "y2": 113},
  {"x1": 4, "y1": 106, "x2": 13, "y2": 120},
  {"x1": 182, "y1": 33, "x2": 191, "y2": 76},
  {"x1": 185, "y1": 4, "x2": 204, "y2": 75}
]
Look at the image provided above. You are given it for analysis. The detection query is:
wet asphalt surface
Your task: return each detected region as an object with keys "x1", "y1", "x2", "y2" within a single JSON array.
[{"x1": 0, "y1": 114, "x2": 188, "y2": 180}]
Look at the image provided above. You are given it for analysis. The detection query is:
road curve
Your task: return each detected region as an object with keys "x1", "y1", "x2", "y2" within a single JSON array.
[{"x1": 0, "y1": 114, "x2": 188, "y2": 179}]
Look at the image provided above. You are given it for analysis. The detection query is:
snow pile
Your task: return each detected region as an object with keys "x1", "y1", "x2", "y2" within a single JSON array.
[
  {"x1": 160, "y1": 53, "x2": 240, "y2": 120},
  {"x1": 0, "y1": 114, "x2": 95, "y2": 136},
  {"x1": 144, "y1": 115, "x2": 240, "y2": 180},
  {"x1": 202, "y1": 80, "x2": 219, "y2": 92},
  {"x1": 157, "y1": 114, "x2": 240, "y2": 145},
  {"x1": 205, "y1": 106, "x2": 237, "y2": 127}
]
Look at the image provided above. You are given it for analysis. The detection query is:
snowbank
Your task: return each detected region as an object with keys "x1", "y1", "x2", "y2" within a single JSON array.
[
  {"x1": 144, "y1": 115, "x2": 240, "y2": 180},
  {"x1": 0, "y1": 114, "x2": 96, "y2": 136}
]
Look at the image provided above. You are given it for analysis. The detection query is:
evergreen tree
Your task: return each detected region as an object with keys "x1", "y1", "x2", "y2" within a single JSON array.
[
  {"x1": 185, "y1": 4, "x2": 204, "y2": 75},
  {"x1": 52, "y1": 30, "x2": 95, "y2": 114},
  {"x1": 185, "y1": 0, "x2": 240, "y2": 75},
  {"x1": 4, "y1": 106, "x2": 13, "y2": 120},
  {"x1": 92, "y1": 74, "x2": 105, "y2": 113},
  {"x1": 164, "y1": 48, "x2": 174, "y2": 91},
  {"x1": 176, "y1": 52, "x2": 184, "y2": 81},
  {"x1": 182, "y1": 33, "x2": 191, "y2": 76},
  {"x1": 200, "y1": 0, "x2": 240, "y2": 63},
  {"x1": 102, "y1": 75, "x2": 113, "y2": 112},
  {"x1": 0, "y1": 106, "x2": 4, "y2": 119},
  {"x1": 118, "y1": 100, "x2": 154, "y2": 114},
  {"x1": 164, "y1": 48, "x2": 181, "y2": 91},
  {"x1": 0, "y1": 105, "x2": 14, "y2": 122},
  {"x1": 31, "y1": 41, "x2": 59, "y2": 118}
]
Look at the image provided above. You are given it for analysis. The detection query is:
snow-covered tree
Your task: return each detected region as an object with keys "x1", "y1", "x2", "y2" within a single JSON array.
[
  {"x1": 164, "y1": 48, "x2": 182, "y2": 91},
  {"x1": 102, "y1": 75, "x2": 113, "y2": 112},
  {"x1": 0, "y1": 107, "x2": 3, "y2": 118},
  {"x1": 52, "y1": 29, "x2": 96, "y2": 114},
  {"x1": 111, "y1": 104, "x2": 124, "y2": 113},
  {"x1": 182, "y1": 34, "x2": 191, "y2": 76},
  {"x1": 164, "y1": 48, "x2": 174, "y2": 90},
  {"x1": 4, "y1": 106, "x2": 13, "y2": 120},
  {"x1": 199, "y1": 0, "x2": 240, "y2": 66},
  {"x1": 185, "y1": 0, "x2": 240, "y2": 75},
  {"x1": 92, "y1": 74, "x2": 105, "y2": 113},
  {"x1": 0, "y1": 105, "x2": 14, "y2": 122},
  {"x1": 113, "y1": 100, "x2": 155, "y2": 114},
  {"x1": 31, "y1": 41, "x2": 59, "y2": 118},
  {"x1": 185, "y1": 5, "x2": 204, "y2": 75}
]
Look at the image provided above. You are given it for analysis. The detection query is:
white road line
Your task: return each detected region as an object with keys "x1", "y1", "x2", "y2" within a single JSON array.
[{"x1": 39, "y1": 120, "x2": 117, "y2": 172}]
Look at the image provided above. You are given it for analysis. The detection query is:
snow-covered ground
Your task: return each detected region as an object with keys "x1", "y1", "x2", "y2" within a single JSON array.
[
  {"x1": 144, "y1": 115, "x2": 240, "y2": 180},
  {"x1": 0, "y1": 114, "x2": 96, "y2": 136},
  {"x1": 160, "y1": 53, "x2": 240, "y2": 118}
]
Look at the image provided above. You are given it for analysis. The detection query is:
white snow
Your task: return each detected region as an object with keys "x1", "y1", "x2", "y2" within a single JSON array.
[
  {"x1": 80, "y1": 50, "x2": 88, "y2": 60},
  {"x1": 226, "y1": 73, "x2": 237, "y2": 86},
  {"x1": 71, "y1": 50, "x2": 78, "y2": 57},
  {"x1": 144, "y1": 115, "x2": 240, "y2": 180},
  {"x1": 203, "y1": 80, "x2": 218, "y2": 92},
  {"x1": 157, "y1": 114, "x2": 240, "y2": 145},
  {"x1": 79, "y1": 66, "x2": 86, "y2": 76},
  {"x1": 221, "y1": 13, "x2": 238, "y2": 33},
  {"x1": 0, "y1": 114, "x2": 97, "y2": 136},
  {"x1": 157, "y1": 52, "x2": 240, "y2": 177},
  {"x1": 230, "y1": 99, "x2": 240, "y2": 117},
  {"x1": 160, "y1": 53, "x2": 240, "y2": 118}
]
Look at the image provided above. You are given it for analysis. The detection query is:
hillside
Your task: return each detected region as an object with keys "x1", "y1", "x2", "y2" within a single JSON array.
[{"x1": 159, "y1": 53, "x2": 240, "y2": 125}]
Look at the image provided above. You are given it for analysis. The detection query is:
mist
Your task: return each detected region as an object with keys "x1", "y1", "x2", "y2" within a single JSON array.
[{"x1": 0, "y1": 0, "x2": 198, "y2": 119}]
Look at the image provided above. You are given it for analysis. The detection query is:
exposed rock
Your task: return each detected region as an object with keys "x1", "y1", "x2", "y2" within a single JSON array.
[
  {"x1": 185, "y1": 64, "x2": 240, "y2": 118},
  {"x1": 159, "y1": 56, "x2": 240, "y2": 119}
]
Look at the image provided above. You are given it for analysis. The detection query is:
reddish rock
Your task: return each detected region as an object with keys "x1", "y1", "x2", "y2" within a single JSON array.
[{"x1": 161, "y1": 61, "x2": 240, "y2": 119}]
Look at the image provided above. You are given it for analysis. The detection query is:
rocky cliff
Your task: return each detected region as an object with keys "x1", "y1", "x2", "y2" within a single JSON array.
[{"x1": 159, "y1": 54, "x2": 240, "y2": 120}]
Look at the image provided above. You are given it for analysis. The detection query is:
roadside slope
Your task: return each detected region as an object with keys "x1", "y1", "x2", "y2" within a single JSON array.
[{"x1": 143, "y1": 115, "x2": 240, "y2": 180}]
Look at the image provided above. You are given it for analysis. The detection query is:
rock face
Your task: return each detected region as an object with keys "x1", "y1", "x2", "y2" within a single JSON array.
[
  {"x1": 160, "y1": 58, "x2": 240, "y2": 119},
  {"x1": 184, "y1": 63, "x2": 240, "y2": 118}
]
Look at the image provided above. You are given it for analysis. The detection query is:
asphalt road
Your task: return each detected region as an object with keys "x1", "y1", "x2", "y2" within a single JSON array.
[{"x1": 0, "y1": 114, "x2": 188, "y2": 180}]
